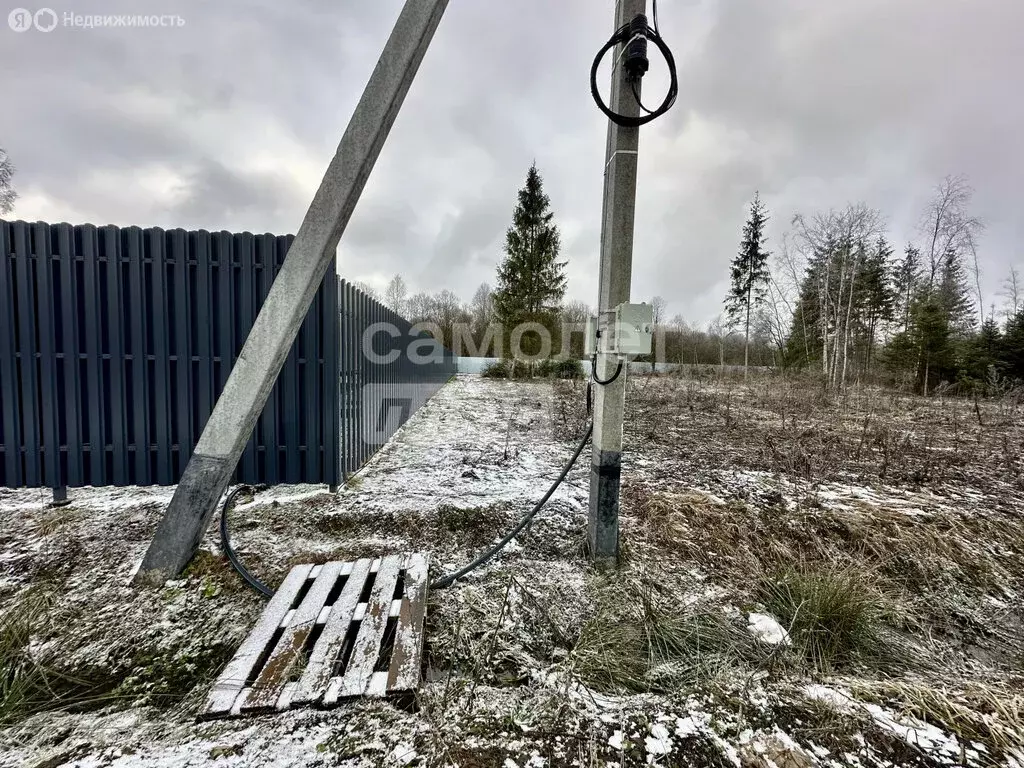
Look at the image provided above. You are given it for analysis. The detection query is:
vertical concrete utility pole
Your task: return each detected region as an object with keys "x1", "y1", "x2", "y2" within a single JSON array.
[
  {"x1": 588, "y1": 0, "x2": 645, "y2": 569},
  {"x1": 135, "y1": 0, "x2": 450, "y2": 585}
]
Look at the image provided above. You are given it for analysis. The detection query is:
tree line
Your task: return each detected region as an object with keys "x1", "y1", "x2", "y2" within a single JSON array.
[
  {"x1": 727, "y1": 174, "x2": 1024, "y2": 392},
  {"x1": 375, "y1": 163, "x2": 778, "y2": 369},
  {"x1": 13, "y1": 139, "x2": 1014, "y2": 391}
]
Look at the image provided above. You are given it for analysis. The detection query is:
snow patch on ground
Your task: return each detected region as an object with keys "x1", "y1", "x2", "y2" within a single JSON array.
[{"x1": 747, "y1": 612, "x2": 791, "y2": 646}]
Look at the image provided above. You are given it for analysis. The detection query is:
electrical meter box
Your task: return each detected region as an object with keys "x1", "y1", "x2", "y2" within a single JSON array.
[
  {"x1": 607, "y1": 302, "x2": 653, "y2": 355},
  {"x1": 584, "y1": 315, "x2": 598, "y2": 356}
]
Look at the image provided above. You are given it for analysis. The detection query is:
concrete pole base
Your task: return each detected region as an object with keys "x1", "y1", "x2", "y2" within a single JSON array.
[
  {"x1": 588, "y1": 447, "x2": 622, "y2": 565},
  {"x1": 133, "y1": 453, "x2": 234, "y2": 587}
]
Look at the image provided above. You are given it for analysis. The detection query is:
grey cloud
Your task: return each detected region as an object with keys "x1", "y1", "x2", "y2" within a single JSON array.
[{"x1": 2, "y1": 0, "x2": 1021, "y2": 323}]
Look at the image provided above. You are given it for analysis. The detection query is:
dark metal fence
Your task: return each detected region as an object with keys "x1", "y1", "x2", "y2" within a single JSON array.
[
  {"x1": 337, "y1": 277, "x2": 455, "y2": 477},
  {"x1": 0, "y1": 220, "x2": 457, "y2": 491}
]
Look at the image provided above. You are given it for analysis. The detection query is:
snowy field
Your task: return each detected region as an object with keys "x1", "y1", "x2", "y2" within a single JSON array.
[{"x1": 1, "y1": 373, "x2": 1023, "y2": 767}]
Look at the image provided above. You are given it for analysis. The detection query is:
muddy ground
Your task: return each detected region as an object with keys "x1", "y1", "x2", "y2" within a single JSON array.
[{"x1": 1, "y1": 373, "x2": 1022, "y2": 767}]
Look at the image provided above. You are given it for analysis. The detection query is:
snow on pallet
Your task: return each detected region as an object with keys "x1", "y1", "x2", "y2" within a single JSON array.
[{"x1": 202, "y1": 552, "x2": 429, "y2": 719}]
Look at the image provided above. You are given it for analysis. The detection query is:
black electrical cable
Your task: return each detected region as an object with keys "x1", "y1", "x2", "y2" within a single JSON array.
[
  {"x1": 591, "y1": 355, "x2": 624, "y2": 386},
  {"x1": 220, "y1": 397, "x2": 594, "y2": 596},
  {"x1": 430, "y1": 422, "x2": 593, "y2": 590},
  {"x1": 221, "y1": 422, "x2": 595, "y2": 597},
  {"x1": 631, "y1": 79, "x2": 655, "y2": 115},
  {"x1": 590, "y1": 13, "x2": 678, "y2": 127},
  {"x1": 220, "y1": 485, "x2": 274, "y2": 598}
]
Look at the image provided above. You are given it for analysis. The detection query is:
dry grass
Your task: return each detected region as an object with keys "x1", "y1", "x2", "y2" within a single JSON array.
[
  {"x1": 0, "y1": 588, "x2": 59, "y2": 724},
  {"x1": 571, "y1": 577, "x2": 773, "y2": 694},
  {"x1": 0, "y1": 589, "x2": 120, "y2": 724},
  {"x1": 626, "y1": 489, "x2": 1022, "y2": 627},
  {"x1": 621, "y1": 373, "x2": 1024, "y2": 490},
  {"x1": 853, "y1": 679, "x2": 1024, "y2": 757},
  {"x1": 757, "y1": 564, "x2": 896, "y2": 673}
]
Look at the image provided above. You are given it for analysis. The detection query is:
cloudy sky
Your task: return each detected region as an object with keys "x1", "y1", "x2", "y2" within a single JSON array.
[{"x1": 2, "y1": 0, "x2": 1022, "y2": 324}]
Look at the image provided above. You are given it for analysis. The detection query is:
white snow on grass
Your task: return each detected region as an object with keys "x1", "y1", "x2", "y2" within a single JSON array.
[{"x1": 2, "y1": 374, "x2": 1022, "y2": 767}]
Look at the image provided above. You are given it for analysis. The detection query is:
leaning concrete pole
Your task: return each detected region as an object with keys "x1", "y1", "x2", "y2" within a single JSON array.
[
  {"x1": 135, "y1": 0, "x2": 450, "y2": 585},
  {"x1": 588, "y1": 0, "x2": 645, "y2": 569}
]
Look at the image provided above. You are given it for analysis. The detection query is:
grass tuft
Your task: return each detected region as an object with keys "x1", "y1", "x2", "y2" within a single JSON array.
[
  {"x1": 571, "y1": 579, "x2": 770, "y2": 694},
  {"x1": 757, "y1": 564, "x2": 889, "y2": 672},
  {"x1": 853, "y1": 679, "x2": 1024, "y2": 757},
  {"x1": 0, "y1": 588, "x2": 106, "y2": 725}
]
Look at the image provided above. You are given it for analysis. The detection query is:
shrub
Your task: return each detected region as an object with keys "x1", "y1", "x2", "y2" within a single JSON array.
[
  {"x1": 537, "y1": 358, "x2": 585, "y2": 380},
  {"x1": 481, "y1": 360, "x2": 510, "y2": 379}
]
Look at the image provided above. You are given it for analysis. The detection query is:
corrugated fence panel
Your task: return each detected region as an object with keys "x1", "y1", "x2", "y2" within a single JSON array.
[
  {"x1": 1, "y1": 219, "x2": 455, "y2": 491},
  {"x1": 335, "y1": 283, "x2": 457, "y2": 480},
  {"x1": 0, "y1": 220, "x2": 345, "y2": 490},
  {"x1": 0, "y1": 223, "x2": 20, "y2": 487}
]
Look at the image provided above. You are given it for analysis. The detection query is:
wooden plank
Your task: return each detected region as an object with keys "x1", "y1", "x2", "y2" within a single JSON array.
[
  {"x1": 387, "y1": 552, "x2": 429, "y2": 693},
  {"x1": 367, "y1": 671, "x2": 389, "y2": 697},
  {"x1": 242, "y1": 561, "x2": 345, "y2": 713},
  {"x1": 291, "y1": 557, "x2": 372, "y2": 707},
  {"x1": 202, "y1": 564, "x2": 311, "y2": 717},
  {"x1": 328, "y1": 554, "x2": 403, "y2": 703}
]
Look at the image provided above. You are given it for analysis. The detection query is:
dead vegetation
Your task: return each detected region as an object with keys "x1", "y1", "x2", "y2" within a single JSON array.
[
  {"x1": 3, "y1": 373, "x2": 1023, "y2": 766},
  {"x1": 613, "y1": 372, "x2": 1024, "y2": 490},
  {"x1": 757, "y1": 564, "x2": 900, "y2": 673},
  {"x1": 571, "y1": 577, "x2": 773, "y2": 693}
]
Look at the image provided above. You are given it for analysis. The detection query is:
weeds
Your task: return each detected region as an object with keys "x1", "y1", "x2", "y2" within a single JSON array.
[
  {"x1": 1, "y1": 588, "x2": 58, "y2": 724},
  {"x1": 627, "y1": 489, "x2": 1021, "y2": 630},
  {"x1": 852, "y1": 679, "x2": 1024, "y2": 758},
  {"x1": 571, "y1": 579, "x2": 770, "y2": 694},
  {"x1": 0, "y1": 589, "x2": 117, "y2": 724},
  {"x1": 757, "y1": 565, "x2": 891, "y2": 672}
]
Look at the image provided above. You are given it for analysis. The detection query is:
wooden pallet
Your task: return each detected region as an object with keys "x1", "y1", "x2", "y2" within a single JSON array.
[{"x1": 202, "y1": 553, "x2": 429, "y2": 719}]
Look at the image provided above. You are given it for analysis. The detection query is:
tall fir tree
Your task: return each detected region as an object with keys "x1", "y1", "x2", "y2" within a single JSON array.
[
  {"x1": 894, "y1": 244, "x2": 922, "y2": 333},
  {"x1": 725, "y1": 192, "x2": 771, "y2": 376},
  {"x1": 937, "y1": 247, "x2": 975, "y2": 334},
  {"x1": 1002, "y1": 308, "x2": 1024, "y2": 380},
  {"x1": 0, "y1": 147, "x2": 17, "y2": 214},
  {"x1": 857, "y1": 237, "x2": 896, "y2": 370},
  {"x1": 493, "y1": 163, "x2": 567, "y2": 359}
]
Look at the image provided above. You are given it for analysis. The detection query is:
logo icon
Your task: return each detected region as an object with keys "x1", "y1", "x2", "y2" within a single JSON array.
[
  {"x1": 34, "y1": 8, "x2": 57, "y2": 32},
  {"x1": 8, "y1": 8, "x2": 32, "y2": 31}
]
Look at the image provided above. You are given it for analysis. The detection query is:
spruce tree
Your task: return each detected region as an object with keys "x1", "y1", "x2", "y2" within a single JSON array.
[
  {"x1": 493, "y1": 163, "x2": 566, "y2": 360},
  {"x1": 858, "y1": 237, "x2": 896, "y2": 371},
  {"x1": 725, "y1": 193, "x2": 771, "y2": 377},
  {"x1": 937, "y1": 248, "x2": 975, "y2": 334},
  {"x1": 894, "y1": 244, "x2": 922, "y2": 333},
  {"x1": 961, "y1": 317, "x2": 1003, "y2": 385},
  {"x1": 913, "y1": 296, "x2": 954, "y2": 394},
  {"x1": 1002, "y1": 308, "x2": 1024, "y2": 380},
  {"x1": 0, "y1": 147, "x2": 16, "y2": 214}
]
